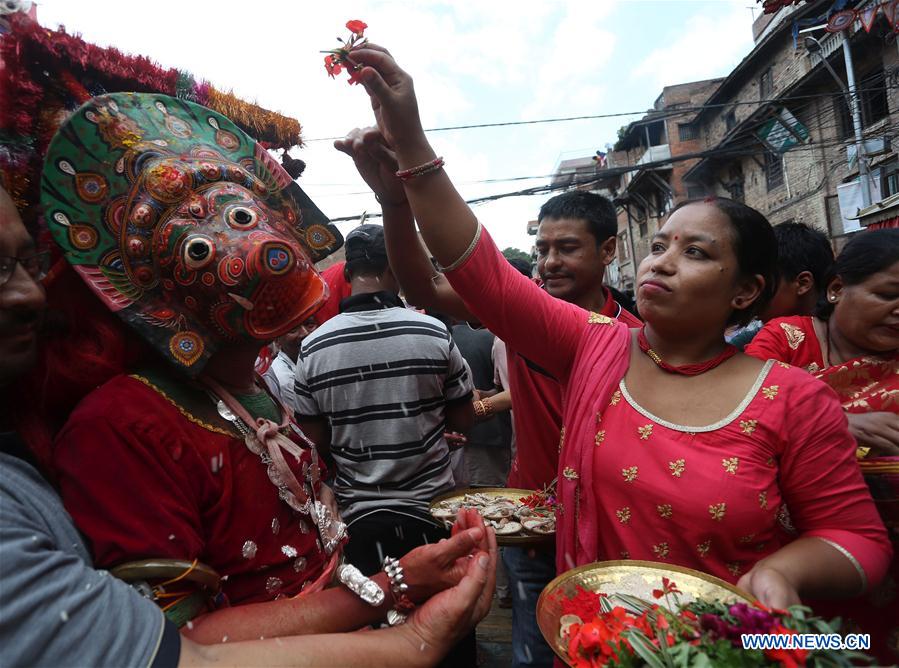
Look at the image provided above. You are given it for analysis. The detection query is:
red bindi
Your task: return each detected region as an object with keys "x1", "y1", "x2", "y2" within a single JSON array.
[{"x1": 674, "y1": 235, "x2": 679, "y2": 240}]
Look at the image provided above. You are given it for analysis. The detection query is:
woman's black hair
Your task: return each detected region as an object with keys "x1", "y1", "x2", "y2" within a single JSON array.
[
  {"x1": 668, "y1": 197, "x2": 778, "y2": 327},
  {"x1": 815, "y1": 228, "x2": 899, "y2": 319}
]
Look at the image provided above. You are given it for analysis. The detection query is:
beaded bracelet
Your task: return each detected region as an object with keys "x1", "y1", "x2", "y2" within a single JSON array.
[
  {"x1": 395, "y1": 157, "x2": 445, "y2": 182},
  {"x1": 383, "y1": 556, "x2": 415, "y2": 625}
]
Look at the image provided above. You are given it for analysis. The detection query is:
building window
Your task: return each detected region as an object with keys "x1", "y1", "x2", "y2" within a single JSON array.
[
  {"x1": 833, "y1": 95, "x2": 853, "y2": 140},
  {"x1": 651, "y1": 190, "x2": 670, "y2": 218},
  {"x1": 727, "y1": 182, "x2": 745, "y2": 202},
  {"x1": 678, "y1": 123, "x2": 698, "y2": 142},
  {"x1": 861, "y1": 68, "x2": 888, "y2": 126},
  {"x1": 642, "y1": 120, "x2": 666, "y2": 147},
  {"x1": 760, "y1": 68, "x2": 773, "y2": 100},
  {"x1": 725, "y1": 110, "x2": 737, "y2": 132},
  {"x1": 617, "y1": 231, "x2": 629, "y2": 260},
  {"x1": 765, "y1": 151, "x2": 784, "y2": 191},
  {"x1": 638, "y1": 219, "x2": 648, "y2": 237},
  {"x1": 831, "y1": 69, "x2": 887, "y2": 139},
  {"x1": 883, "y1": 160, "x2": 899, "y2": 197},
  {"x1": 686, "y1": 185, "x2": 706, "y2": 199}
]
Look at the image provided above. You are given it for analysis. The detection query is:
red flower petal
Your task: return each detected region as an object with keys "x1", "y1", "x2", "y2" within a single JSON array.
[
  {"x1": 346, "y1": 19, "x2": 367, "y2": 35},
  {"x1": 324, "y1": 55, "x2": 343, "y2": 77},
  {"x1": 347, "y1": 68, "x2": 363, "y2": 85}
]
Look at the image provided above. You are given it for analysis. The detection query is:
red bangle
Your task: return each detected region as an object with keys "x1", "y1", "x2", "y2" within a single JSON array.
[{"x1": 396, "y1": 157, "x2": 445, "y2": 182}]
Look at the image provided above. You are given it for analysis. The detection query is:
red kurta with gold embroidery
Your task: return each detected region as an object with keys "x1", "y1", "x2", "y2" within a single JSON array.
[
  {"x1": 746, "y1": 314, "x2": 899, "y2": 661},
  {"x1": 445, "y1": 225, "x2": 891, "y2": 592},
  {"x1": 745, "y1": 315, "x2": 824, "y2": 372},
  {"x1": 506, "y1": 287, "x2": 641, "y2": 492},
  {"x1": 52, "y1": 375, "x2": 328, "y2": 606},
  {"x1": 588, "y1": 362, "x2": 877, "y2": 583}
]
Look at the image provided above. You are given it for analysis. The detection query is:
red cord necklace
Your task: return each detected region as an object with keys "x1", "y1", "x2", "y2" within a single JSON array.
[{"x1": 637, "y1": 327, "x2": 737, "y2": 376}]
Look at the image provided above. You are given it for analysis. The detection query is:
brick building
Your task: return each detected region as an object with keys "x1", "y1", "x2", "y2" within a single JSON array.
[
  {"x1": 605, "y1": 79, "x2": 724, "y2": 291},
  {"x1": 544, "y1": 0, "x2": 897, "y2": 292},
  {"x1": 683, "y1": 0, "x2": 899, "y2": 248}
]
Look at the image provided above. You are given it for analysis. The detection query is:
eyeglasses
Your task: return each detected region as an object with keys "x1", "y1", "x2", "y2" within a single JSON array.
[{"x1": 0, "y1": 251, "x2": 52, "y2": 288}]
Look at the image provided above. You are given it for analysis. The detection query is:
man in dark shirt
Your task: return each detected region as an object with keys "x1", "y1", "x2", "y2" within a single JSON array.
[{"x1": 450, "y1": 322, "x2": 511, "y2": 488}]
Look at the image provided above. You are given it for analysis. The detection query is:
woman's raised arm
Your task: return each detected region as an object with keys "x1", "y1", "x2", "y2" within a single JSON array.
[{"x1": 345, "y1": 49, "x2": 590, "y2": 380}]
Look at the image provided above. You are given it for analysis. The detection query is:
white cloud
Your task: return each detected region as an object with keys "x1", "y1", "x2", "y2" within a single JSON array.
[
  {"x1": 632, "y1": 1, "x2": 754, "y2": 90},
  {"x1": 29, "y1": 0, "x2": 753, "y2": 252}
]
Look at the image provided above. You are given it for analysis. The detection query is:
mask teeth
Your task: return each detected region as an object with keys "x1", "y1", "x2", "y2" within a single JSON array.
[{"x1": 228, "y1": 292, "x2": 255, "y2": 311}]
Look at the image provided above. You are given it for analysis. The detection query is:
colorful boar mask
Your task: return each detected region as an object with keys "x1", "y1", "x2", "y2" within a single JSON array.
[{"x1": 41, "y1": 93, "x2": 342, "y2": 375}]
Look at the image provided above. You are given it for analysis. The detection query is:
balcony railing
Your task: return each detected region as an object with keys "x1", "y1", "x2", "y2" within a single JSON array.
[
  {"x1": 636, "y1": 144, "x2": 671, "y2": 167},
  {"x1": 808, "y1": 29, "x2": 846, "y2": 67}
]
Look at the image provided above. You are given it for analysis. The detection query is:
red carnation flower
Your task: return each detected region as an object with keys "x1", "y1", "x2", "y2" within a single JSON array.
[
  {"x1": 346, "y1": 20, "x2": 367, "y2": 35},
  {"x1": 324, "y1": 55, "x2": 343, "y2": 78},
  {"x1": 323, "y1": 20, "x2": 369, "y2": 84}
]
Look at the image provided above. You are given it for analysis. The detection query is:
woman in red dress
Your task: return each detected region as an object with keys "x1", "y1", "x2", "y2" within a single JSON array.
[
  {"x1": 336, "y1": 44, "x2": 892, "y2": 622},
  {"x1": 747, "y1": 229, "x2": 899, "y2": 660}
]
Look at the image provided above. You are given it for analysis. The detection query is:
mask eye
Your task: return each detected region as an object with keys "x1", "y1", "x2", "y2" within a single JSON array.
[
  {"x1": 182, "y1": 235, "x2": 216, "y2": 270},
  {"x1": 227, "y1": 206, "x2": 258, "y2": 230}
]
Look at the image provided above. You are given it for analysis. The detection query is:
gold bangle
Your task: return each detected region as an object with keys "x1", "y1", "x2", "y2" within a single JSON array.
[
  {"x1": 473, "y1": 398, "x2": 494, "y2": 419},
  {"x1": 481, "y1": 397, "x2": 495, "y2": 417}
]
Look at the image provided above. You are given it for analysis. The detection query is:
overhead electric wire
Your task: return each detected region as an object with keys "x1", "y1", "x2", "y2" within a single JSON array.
[
  {"x1": 316, "y1": 81, "x2": 898, "y2": 222},
  {"x1": 322, "y1": 121, "x2": 899, "y2": 222},
  {"x1": 302, "y1": 82, "x2": 899, "y2": 143},
  {"x1": 311, "y1": 82, "x2": 896, "y2": 197}
]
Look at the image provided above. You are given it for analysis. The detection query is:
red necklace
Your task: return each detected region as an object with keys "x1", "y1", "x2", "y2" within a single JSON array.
[{"x1": 637, "y1": 327, "x2": 737, "y2": 376}]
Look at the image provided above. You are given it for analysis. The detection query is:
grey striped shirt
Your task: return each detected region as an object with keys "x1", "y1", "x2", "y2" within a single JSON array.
[{"x1": 294, "y1": 303, "x2": 473, "y2": 520}]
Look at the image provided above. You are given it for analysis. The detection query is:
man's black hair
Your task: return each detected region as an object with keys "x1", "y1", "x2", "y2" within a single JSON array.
[
  {"x1": 344, "y1": 255, "x2": 389, "y2": 282},
  {"x1": 343, "y1": 223, "x2": 389, "y2": 281},
  {"x1": 507, "y1": 258, "x2": 532, "y2": 277},
  {"x1": 537, "y1": 191, "x2": 617, "y2": 244},
  {"x1": 773, "y1": 222, "x2": 833, "y2": 287}
]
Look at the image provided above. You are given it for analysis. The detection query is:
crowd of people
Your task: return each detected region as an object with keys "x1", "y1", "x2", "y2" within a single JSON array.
[{"x1": 1, "y1": 40, "x2": 898, "y2": 668}]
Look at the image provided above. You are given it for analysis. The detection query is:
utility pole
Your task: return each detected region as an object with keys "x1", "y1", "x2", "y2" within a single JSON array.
[
  {"x1": 841, "y1": 37, "x2": 872, "y2": 207},
  {"x1": 803, "y1": 32, "x2": 873, "y2": 207}
]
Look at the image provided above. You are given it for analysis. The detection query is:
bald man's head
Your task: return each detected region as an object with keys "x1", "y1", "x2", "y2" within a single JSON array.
[{"x1": 0, "y1": 186, "x2": 46, "y2": 387}]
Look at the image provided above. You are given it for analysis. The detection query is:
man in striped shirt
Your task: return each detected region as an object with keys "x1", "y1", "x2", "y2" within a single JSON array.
[{"x1": 294, "y1": 224, "x2": 475, "y2": 577}]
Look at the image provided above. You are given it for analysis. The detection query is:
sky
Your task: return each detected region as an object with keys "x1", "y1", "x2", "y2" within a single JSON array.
[{"x1": 34, "y1": 0, "x2": 758, "y2": 251}]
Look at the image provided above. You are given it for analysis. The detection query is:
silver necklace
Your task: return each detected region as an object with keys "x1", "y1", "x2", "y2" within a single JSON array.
[{"x1": 212, "y1": 393, "x2": 346, "y2": 555}]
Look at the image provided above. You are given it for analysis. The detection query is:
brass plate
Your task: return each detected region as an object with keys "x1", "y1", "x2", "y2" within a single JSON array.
[
  {"x1": 429, "y1": 487, "x2": 555, "y2": 546},
  {"x1": 110, "y1": 559, "x2": 221, "y2": 593},
  {"x1": 537, "y1": 560, "x2": 754, "y2": 665}
]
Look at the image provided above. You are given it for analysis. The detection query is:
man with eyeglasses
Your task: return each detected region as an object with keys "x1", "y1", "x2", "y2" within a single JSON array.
[
  {"x1": 0, "y1": 185, "x2": 184, "y2": 667},
  {"x1": 0, "y1": 185, "x2": 497, "y2": 667},
  {"x1": 0, "y1": 211, "x2": 49, "y2": 378}
]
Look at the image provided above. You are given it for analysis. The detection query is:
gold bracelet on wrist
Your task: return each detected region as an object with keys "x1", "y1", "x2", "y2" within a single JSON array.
[{"x1": 473, "y1": 398, "x2": 494, "y2": 419}]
